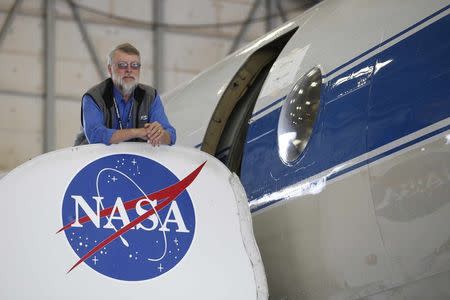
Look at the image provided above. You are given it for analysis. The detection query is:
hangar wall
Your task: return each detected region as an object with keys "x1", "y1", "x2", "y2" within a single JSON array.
[{"x1": 0, "y1": 0, "x2": 305, "y2": 172}]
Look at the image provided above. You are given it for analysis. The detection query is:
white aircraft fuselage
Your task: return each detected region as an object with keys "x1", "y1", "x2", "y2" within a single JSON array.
[{"x1": 164, "y1": 0, "x2": 450, "y2": 298}]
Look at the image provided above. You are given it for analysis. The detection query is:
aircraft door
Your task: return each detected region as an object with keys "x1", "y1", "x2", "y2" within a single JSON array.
[{"x1": 200, "y1": 29, "x2": 298, "y2": 179}]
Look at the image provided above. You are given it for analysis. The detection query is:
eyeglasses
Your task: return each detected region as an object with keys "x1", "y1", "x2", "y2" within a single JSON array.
[{"x1": 116, "y1": 61, "x2": 141, "y2": 70}]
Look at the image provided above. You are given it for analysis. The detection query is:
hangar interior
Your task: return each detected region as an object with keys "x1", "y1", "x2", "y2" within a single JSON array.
[{"x1": 0, "y1": 0, "x2": 315, "y2": 173}]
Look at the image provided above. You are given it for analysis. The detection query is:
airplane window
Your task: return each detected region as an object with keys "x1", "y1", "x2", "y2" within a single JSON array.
[{"x1": 278, "y1": 67, "x2": 322, "y2": 163}]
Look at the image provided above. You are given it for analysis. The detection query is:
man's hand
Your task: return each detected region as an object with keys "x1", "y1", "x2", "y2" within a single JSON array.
[
  {"x1": 145, "y1": 122, "x2": 170, "y2": 146},
  {"x1": 108, "y1": 122, "x2": 170, "y2": 145}
]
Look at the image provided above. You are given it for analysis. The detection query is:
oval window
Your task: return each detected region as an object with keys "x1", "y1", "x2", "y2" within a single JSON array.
[{"x1": 278, "y1": 67, "x2": 322, "y2": 163}]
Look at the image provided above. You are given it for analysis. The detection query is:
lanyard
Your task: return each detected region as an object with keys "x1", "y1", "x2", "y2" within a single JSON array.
[{"x1": 112, "y1": 97, "x2": 133, "y2": 130}]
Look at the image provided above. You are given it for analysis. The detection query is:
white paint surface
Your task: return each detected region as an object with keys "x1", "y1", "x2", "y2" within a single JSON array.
[{"x1": 0, "y1": 143, "x2": 267, "y2": 299}]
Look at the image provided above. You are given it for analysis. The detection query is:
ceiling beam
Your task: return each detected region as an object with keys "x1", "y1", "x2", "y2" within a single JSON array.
[
  {"x1": 67, "y1": 0, "x2": 105, "y2": 80},
  {"x1": 0, "y1": 0, "x2": 23, "y2": 48},
  {"x1": 44, "y1": 0, "x2": 56, "y2": 152}
]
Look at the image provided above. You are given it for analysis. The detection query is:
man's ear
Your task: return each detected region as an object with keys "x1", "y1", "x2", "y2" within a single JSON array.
[{"x1": 107, "y1": 64, "x2": 112, "y2": 77}]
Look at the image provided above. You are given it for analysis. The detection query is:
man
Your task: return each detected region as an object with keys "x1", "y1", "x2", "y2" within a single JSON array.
[{"x1": 74, "y1": 43, "x2": 176, "y2": 146}]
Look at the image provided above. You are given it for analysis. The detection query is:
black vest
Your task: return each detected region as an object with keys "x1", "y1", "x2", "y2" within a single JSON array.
[{"x1": 74, "y1": 78, "x2": 156, "y2": 146}]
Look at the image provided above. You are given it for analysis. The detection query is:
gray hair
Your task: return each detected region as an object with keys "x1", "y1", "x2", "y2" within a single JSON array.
[{"x1": 107, "y1": 43, "x2": 140, "y2": 66}]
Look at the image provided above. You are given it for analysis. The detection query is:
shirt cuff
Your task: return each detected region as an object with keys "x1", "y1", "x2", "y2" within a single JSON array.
[{"x1": 102, "y1": 128, "x2": 116, "y2": 145}]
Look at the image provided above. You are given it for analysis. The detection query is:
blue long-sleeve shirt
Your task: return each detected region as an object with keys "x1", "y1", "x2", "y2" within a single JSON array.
[{"x1": 82, "y1": 87, "x2": 176, "y2": 145}]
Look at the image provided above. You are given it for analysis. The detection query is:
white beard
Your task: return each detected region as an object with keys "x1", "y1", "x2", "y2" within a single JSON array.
[{"x1": 112, "y1": 72, "x2": 138, "y2": 96}]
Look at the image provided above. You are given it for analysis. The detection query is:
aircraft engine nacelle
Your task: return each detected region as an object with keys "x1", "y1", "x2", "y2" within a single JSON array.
[{"x1": 0, "y1": 143, "x2": 267, "y2": 299}]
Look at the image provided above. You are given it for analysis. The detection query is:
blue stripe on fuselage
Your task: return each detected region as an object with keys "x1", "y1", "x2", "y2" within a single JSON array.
[
  {"x1": 240, "y1": 11, "x2": 450, "y2": 202},
  {"x1": 250, "y1": 123, "x2": 449, "y2": 213},
  {"x1": 323, "y1": 4, "x2": 450, "y2": 78}
]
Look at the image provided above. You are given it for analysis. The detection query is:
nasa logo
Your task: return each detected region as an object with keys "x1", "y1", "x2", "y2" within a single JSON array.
[{"x1": 59, "y1": 154, "x2": 203, "y2": 281}]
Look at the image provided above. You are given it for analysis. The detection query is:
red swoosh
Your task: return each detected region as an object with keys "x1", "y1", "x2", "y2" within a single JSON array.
[
  {"x1": 61, "y1": 161, "x2": 206, "y2": 273},
  {"x1": 57, "y1": 162, "x2": 206, "y2": 233}
]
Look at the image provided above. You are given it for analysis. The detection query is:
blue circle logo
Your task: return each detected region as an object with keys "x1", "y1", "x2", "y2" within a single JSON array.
[{"x1": 59, "y1": 154, "x2": 199, "y2": 281}]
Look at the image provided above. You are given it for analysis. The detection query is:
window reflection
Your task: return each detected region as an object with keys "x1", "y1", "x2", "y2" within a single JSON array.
[{"x1": 278, "y1": 67, "x2": 322, "y2": 163}]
